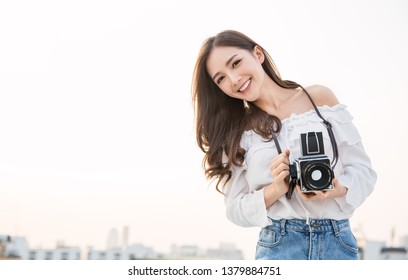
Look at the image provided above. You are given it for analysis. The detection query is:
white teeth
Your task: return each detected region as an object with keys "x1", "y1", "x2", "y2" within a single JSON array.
[{"x1": 239, "y1": 79, "x2": 251, "y2": 92}]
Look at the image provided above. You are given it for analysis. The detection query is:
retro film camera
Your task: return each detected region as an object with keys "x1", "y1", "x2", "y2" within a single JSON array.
[{"x1": 289, "y1": 131, "x2": 334, "y2": 193}]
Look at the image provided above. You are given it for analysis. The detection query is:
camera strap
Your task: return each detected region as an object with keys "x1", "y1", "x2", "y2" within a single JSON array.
[
  {"x1": 271, "y1": 126, "x2": 298, "y2": 199},
  {"x1": 298, "y1": 85, "x2": 339, "y2": 169},
  {"x1": 270, "y1": 86, "x2": 339, "y2": 198}
]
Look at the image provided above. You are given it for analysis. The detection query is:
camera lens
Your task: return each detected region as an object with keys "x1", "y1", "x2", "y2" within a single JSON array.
[
  {"x1": 311, "y1": 170, "x2": 322, "y2": 181},
  {"x1": 302, "y1": 162, "x2": 333, "y2": 190}
]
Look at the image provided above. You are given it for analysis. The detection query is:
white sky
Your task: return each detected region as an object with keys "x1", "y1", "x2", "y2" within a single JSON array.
[{"x1": 0, "y1": 0, "x2": 407, "y2": 259}]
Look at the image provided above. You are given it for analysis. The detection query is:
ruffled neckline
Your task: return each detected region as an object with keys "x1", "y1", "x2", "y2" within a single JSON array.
[
  {"x1": 281, "y1": 103, "x2": 346, "y2": 124},
  {"x1": 243, "y1": 104, "x2": 349, "y2": 138}
]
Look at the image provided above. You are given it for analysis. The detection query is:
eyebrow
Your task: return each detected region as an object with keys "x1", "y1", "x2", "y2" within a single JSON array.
[{"x1": 212, "y1": 54, "x2": 238, "y2": 81}]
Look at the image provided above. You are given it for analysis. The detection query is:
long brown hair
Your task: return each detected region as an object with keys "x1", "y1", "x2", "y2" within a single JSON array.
[{"x1": 192, "y1": 30, "x2": 300, "y2": 192}]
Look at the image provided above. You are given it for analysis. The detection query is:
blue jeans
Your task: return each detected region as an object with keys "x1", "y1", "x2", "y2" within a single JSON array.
[{"x1": 255, "y1": 218, "x2": 359, "y2": 260}]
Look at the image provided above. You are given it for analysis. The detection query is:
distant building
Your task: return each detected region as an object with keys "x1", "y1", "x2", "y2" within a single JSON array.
[
  {"x1": 28, "y1": 246, "x2": 81, "y2": 260},
  {"x1": 88, "y1": 248, "x2": 128, "y2": 260},
  {"x1": 1, "y1": 231, "x2": 246, "y2": 260},
  {"x1": 106, "y1": 228, "x2": 119, "y2": 250},
  {"x1": 363, "y1": 239, "x2": 408, "y2": 260},
  {"x1": 400, "y1": 235, "x2": 408, "y2": 251},
  {"x1": 122, "y1": 226, "x2": 129, "y2": 250},
  {"x1": 1, "y1": 234, "x2": 81, "y2": 260},
  {"x1": 206, "y1": 243, "x2": 244, "y2": 260},
  {"x1": 169, "y1": 244, "x2": 204, "y2": 259},
  {"x1": 380, "y1": 247, "x2": 407, "y2": 260},
  {"x1": 0, "y1": 235, "x2": 29, "y2": 260},
  {"x1": 127, "y1": 243, "x2": 159, "y2": 260},
  {"x1": 87, "y1": 243, "x2": 159, "y2": 260},
  {"x1": 169, "y1": 243, "x2": 243, "y2": 260},
  {"x1": 363, "y1": 240, "x2": 386, "y2": 260}
]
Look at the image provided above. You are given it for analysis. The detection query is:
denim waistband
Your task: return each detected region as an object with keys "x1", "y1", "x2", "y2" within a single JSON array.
[{"x1": 269, "y1": 218, "x2": 350, "y2": 235}]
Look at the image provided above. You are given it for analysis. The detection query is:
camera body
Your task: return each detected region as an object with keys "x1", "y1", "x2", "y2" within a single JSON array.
[{"x1": 289, "y1": 132, "x2": 334, "y2": 193}]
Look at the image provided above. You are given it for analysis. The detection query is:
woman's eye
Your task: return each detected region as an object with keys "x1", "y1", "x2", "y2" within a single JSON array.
[
  {"x1": 232, "y1": 59, "x2": 241, "y2": 68},
  {"x1": 216, "y1": 76, "x2": 224, "y2": 84}
]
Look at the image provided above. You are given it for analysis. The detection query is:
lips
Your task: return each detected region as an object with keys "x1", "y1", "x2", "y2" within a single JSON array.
[{"x1": 238, "y1": 79, "x2": 251, "y2": 92}]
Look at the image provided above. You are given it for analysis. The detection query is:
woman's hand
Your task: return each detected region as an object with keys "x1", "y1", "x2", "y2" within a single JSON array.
[
  {"x1": 263, "y1": 149, "x2": 291, "y2": 208},
  {"x1": 296, "y1": 177, "x2": 348, "y2": 202},
  {"x1": 269, "y1": 149, "x2": 291, "y2": 196}
]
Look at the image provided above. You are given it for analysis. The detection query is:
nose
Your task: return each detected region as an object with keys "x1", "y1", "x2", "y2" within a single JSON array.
[{"x1": 229, "y1": 71, "x2": 241, "y2": 87}]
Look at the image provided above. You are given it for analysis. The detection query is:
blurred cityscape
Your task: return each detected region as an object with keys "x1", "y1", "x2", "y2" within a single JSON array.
[
  {"x1": 0, "y1": 226, "x2": 244, "y2": 260},
  {"x1": 1, "y1": 225, "x2": 407, "y2": 260}
]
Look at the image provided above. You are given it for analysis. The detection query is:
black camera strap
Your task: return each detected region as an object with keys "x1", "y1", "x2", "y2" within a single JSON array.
[
  {"x1": 270, "y1": 86, "x2": 339, "y2": 198},
  {"x1": 271, "y1": 131, "x2": 298, "y2": 198},
  {"x1": 299, "y1": 85, "x2": 339, "y2": 169}
]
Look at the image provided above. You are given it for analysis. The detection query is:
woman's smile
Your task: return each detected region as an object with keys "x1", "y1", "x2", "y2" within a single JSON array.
[{"x1": 238, "y1": 78, "x2": 251, "y2": 93}]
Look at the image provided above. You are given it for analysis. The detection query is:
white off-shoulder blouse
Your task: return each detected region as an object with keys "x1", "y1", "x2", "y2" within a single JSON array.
[{"x1": 224, "y1": 104, "x2": 377, "y2": 227}]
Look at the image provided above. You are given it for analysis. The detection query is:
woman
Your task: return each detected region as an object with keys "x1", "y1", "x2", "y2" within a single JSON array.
[{"x1": 191, "y1": 30, "x2": 376, "y2": 260}]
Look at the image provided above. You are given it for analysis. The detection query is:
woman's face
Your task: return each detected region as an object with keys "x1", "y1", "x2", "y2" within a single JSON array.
[{"x1": 206, "y1": 45, "x2": 265, "y2": 102}]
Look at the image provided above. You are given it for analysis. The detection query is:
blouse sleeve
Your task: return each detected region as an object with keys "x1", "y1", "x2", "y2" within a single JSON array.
[
  {"x1": 326, "y1": 106, "x2": 377, "y2": 211},
  {"x1": 223, "y1": 133, "x2": 272, "y2": 228},
  {"x1": 336, "y1": 141, "x2": 376, "y2": 211},
  {"x1": 224, "y1": 164, "x2": 271, "y2": 227}
]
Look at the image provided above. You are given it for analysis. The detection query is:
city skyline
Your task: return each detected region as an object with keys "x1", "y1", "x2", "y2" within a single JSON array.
[
  {"x1": 1, "y1": 227, "x2": 246, "y2": 260},
  {"x1": 1, "y1": 0, "x2": 407, "y2": 261},
  {"x1": 2, "y1": 226, "x2": 407, "y2": 260}
]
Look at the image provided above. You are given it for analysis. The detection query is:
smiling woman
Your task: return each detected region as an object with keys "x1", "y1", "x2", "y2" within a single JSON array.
[
  {"x1": 207, "y1": 46, "x2": 265, "y2": 99},
  {"x1": 191, "y1": 30, "x2": 377, "y2": 260},
  {"x1": 0, "y1": 0, "x2": 404, "y2": 264}
]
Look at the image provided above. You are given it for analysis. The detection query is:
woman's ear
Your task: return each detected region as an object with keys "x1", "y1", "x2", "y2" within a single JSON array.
[{"x1": 253, "y1": 45, "x2": 265, "y2": 63}]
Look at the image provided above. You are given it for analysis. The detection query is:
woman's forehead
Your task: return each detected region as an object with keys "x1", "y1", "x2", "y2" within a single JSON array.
[{"x1": 207, "y1": 46, "x2": 246, "y2": 71}]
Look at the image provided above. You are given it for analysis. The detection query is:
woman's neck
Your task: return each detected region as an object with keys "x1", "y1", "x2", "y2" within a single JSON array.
[{"x1": 253, "y1": 78, "x2": 297, "y2": 115}]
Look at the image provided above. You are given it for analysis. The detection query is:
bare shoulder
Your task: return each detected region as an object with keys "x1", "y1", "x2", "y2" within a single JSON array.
[{"x1": 303, "y1": 84, "x2": 339, "y2": 107}]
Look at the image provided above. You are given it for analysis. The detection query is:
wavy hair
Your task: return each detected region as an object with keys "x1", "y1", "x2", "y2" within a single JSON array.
[{"x1": 192, "y1": 30, "x2": 300, "y2": 193}]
